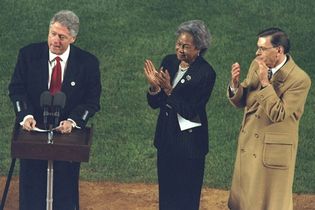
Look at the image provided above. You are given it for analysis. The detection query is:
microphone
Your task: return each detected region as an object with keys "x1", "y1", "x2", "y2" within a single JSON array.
[
  {"x1": 52, "y1": 91, "x2": 66, "y2": 127},
  {"x1": 40, "y1": 91, "x2": 52, "y2": 128}
]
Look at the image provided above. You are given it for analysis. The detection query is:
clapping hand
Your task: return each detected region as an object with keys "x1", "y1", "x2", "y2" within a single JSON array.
[
  {"x1": 144, "y1": 59, "x2": 160, "y2": 91},
  {"x1": 144, "y1": 59, "x2": 172, "y2": 95},
  {"x1": 255, "y1": 58, "x2": 270, "y2": 87},
  {"x1": 158, "y1": 69, "x2": 172, "y2": 95},
  {"x1": 231, "y1": 62, "x2": 241, "y2": 88}
]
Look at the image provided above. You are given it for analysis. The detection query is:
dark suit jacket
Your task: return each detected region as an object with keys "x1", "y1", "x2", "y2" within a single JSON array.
[
  {"x1": 147, "y1": 54, "x2": 216, "y2": 158},
  {"x1": 8, "y1": 42, "x2": 101, "y2": 210},
  {"x1": 8, "y1": 42, "x2": 101, "y2": 127}
]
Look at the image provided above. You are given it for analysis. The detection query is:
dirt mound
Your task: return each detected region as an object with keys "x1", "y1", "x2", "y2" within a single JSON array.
[{"x1": 1, "y1": 177, "x2": 314, "y2": 210}]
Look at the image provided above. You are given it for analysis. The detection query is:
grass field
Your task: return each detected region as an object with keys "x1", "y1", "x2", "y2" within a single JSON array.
[{"x1": 0, "y1": 0, "x2": 314, "y2": 193}]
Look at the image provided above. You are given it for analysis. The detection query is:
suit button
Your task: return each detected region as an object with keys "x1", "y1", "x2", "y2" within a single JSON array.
[
  {"x1": 165, "y1": 112, "x2": 168, "y2": 116},
  {"x1": 254, "y1": 133, "x2": 259, "y2": 138}
]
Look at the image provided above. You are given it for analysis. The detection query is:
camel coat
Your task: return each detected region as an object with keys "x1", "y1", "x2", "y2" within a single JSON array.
[{"x1": 227, "y1": 55, "x2": 311, "y2": 210}]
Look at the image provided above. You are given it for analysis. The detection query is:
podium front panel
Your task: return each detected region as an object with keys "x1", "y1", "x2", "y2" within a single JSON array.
[{"x1": 11, "y1": 127, "x2": 93, "y2": 162}]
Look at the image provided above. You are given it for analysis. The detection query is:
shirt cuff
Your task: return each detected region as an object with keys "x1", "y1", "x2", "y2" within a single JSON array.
[
  {"x1": 229, "y1": 85, "x2": 238, "y2": 95},
  {"x1": 67, "y1": 118, "x2": 81, "y2": 129},
  {"x1": 20, "y1": 115, "x2": 34, "y2": 126}
]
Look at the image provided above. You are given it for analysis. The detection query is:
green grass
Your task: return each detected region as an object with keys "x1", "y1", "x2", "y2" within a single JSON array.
[{"x1": 0, "y1": 0, "x2": 314, "y2": 193}]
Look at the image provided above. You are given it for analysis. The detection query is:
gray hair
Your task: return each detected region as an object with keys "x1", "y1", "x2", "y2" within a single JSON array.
[
  {"x1": 175, "y1": 20, "x2": 211, "y2": 56},
  {"x1": 50, "y1": 10, "x2": 80, "y2": 37}
]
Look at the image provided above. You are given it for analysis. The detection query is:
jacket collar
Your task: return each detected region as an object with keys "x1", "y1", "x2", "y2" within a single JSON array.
[
  {"x1": 170, "y1": 56, "x2": 203, "y2": 91},
  {"x1": 272, "y1": 55, "x2": 294, "y2": 83}
]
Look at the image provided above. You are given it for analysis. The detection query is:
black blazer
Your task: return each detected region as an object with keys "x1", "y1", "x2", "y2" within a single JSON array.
[
  {"x1": 8, "y1": 42, "x2": 101, "y2": 128},
  {"x1": 147, "y1": 54, "x2": 216, "y2": 158}
]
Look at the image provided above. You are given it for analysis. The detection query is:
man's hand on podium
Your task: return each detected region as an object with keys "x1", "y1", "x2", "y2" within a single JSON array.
[
  {"x1": 22, "y1": 117, "x2": 36, "y2": 131},
  {"x1": 55, "y1": 120, "x2": 74, "y2": 134}
]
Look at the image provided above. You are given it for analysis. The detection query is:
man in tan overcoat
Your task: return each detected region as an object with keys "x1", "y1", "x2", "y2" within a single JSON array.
[{"x1": 227, "y1": 27, "x2": 311, "y2": 210}]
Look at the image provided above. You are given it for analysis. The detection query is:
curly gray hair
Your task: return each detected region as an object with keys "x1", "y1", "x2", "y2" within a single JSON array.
[
  {"x1": 50, "y1": 10, "x2": 80, "y2": 37},
  {"x1": 175, "y1": 20, "x2": 211, "y2": 56}
]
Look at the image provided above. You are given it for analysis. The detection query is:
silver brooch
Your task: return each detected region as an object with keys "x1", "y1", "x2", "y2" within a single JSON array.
[{"x1": 186, "y1": 75, "x2": 191, "y2": 81}]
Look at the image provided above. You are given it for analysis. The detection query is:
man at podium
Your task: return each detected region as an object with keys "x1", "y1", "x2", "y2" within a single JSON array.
[{"x1": 8, "y1": 10, "x2": 101, "y2": 210}]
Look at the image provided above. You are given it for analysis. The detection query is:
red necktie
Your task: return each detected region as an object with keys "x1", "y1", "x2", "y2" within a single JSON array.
[{"x1": 50, "y1": 56, "x2": 62, "y2": 95}]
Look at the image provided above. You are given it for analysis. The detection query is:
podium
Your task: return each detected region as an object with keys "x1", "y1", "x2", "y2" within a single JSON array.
[
  {"x1": 11, "y1": 126, "x2": 93, "y2": 162},
  {"x1": 1, "y1": 124, "x2": 93, "y2": 210}
]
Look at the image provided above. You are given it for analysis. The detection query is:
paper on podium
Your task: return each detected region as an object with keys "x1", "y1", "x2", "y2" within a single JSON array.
[
  {"x1": 31, "y1": 125, "x2": 81, "y2": 133},
  {"x1": 31, "y1": 127, "x2": 58, "y2": 132},
  {"x1": 177, "y1": 114, "x2": 202, "y2": 131}
]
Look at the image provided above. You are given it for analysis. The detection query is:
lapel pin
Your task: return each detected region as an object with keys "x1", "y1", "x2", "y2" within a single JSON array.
[
  {"x1": 186, "y1": 75, "x2": 191, "y2": 81},
  {"x1": 180, "y1": 79, "x2": 185, "y2": 84},
  {"x1": 71, "y1": 81, "x2": 76, "y2": 86}
]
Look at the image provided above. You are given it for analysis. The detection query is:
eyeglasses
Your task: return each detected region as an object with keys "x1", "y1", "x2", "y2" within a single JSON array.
[{"x1": 256, "y1": 46, "x2": 276, "y2": 52}]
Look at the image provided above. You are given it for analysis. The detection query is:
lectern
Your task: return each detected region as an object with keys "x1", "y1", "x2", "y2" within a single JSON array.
[
  {"x1": 0, "y1": 124, "x2": 93, "y2": 210},
  {"x1": 11, "y1": 125, "x2": 93, "y2": 162}
]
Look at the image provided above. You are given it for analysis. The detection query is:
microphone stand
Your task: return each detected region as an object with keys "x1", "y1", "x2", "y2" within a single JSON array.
[
  {"x1": 46, "y1": 125, "x2": 54, "y2": 210},
  {"x1": 44, "y1": 91, "x2": 65, "y2": 210}
]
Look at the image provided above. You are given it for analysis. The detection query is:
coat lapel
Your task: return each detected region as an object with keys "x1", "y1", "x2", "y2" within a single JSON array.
[
  {"x1": 246, "y1": 55, "x2": 295, "y2": 114},
  {"x1": 271, "y1": 55, "x2": 294, "y2": 95},
  {"x1": 61, "y1": 45, "x2": 78, "y2": 91},
  {"x1": 168, "y1": 58, "x2": 180, "y2": 87},
  {"x1": 171, "y1": 56, "x2": 201, "y2": 92},
  {"x1": 36, "y1": 44, "x2": 49, "y2": 91}
]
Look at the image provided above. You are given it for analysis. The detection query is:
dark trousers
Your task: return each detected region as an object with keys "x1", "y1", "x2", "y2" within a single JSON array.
[
  {"x1": 19, "y1": 159, "x2": 80, "y2": 210},
  {"x1": 157, "y1": 152, "x2": 205, "y2": 210}
]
